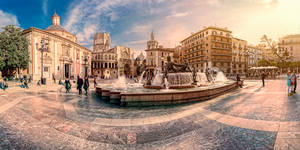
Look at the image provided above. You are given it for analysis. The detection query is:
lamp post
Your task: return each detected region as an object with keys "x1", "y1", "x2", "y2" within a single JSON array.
[
  {"x1": 84, "y1": 56, "x2": 88, "y2": 77},
  {"x1": 36, "y1": 37, "x2": 49, "y2": 85}
]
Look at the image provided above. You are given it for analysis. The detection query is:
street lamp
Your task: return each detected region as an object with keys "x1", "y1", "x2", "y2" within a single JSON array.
[
  {"x1": 83, "y1": 56, "x2": 89, "y2": 77},
  {"x1": 36, "y1": 37, "x2": 49, "y2": 85}
]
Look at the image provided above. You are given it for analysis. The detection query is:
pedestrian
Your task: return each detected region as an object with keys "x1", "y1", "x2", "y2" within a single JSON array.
[
  {"x1": 59, "y1": 79, "x2": 64, "y2": 85},
  {"x1": 236, "y1": 74, "x2": 242, "y2": 88},
  {"x1": 293, "y1": 70, "x2": 297, "y2": 93},
  {"x1": 94, "y1": 77, "x2": 97, "y2": 88},
  {"x1": 24, "y1": 79, "x2": 29, "y2": 89},
  {"x1": 83, "y1": 76, "x2": 89, "y2": 95},
  {"x1": 0, "y1": 78, "x2": 7, "y2": 91},
  {"x1": 37, "y1": 80, "x2": 41, "y2": 86},
  {"x1": 65, "y1": 78, "x2": 71, "y2": 93},
  {"x1": 77, "y1": 76, "x2": 83, "y2": 95},
  {"x1": 53, "y1": 73, "x2": 56, "y2": 84},
  {"x1": 28, "y1": 75, "x2": 32, "y2": 83},
  {"x1": 287, "y1": 71, "x2": 293, "y2": 96},
  {"x1": 261, "y1": 72, "x2": 266, "y2": 87}
]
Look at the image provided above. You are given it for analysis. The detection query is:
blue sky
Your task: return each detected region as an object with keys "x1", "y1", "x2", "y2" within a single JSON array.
[{"x1": 1, "y1": 0, "x2": 300, "y2": 51}]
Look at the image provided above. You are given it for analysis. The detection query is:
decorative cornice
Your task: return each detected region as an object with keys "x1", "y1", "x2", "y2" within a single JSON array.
[{"x1": 22, "y1": 27, "x2": 92, "y2": 53}]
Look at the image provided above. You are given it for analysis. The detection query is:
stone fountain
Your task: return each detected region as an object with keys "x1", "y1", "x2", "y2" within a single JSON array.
[{"x1": 95, "y1": 56, "x2": 238, "y2": 106}]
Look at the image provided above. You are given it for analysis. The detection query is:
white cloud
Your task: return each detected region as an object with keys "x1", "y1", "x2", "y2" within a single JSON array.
[
  {"x1": 126, "y1": 24, "x2": 153, "y2": 34},
  {"x1": 108, "y1": 11, "x2": 119, "y2": 21},
  {"x1": 76, "y1": 24, "x2": 98, "y2": 44},
  {"x1": 166, "y1": 11, "x2": 190, "y2": 19},
  {"x1": 0, "y1": 10, "x2": 19, "y2": 29},
  {"x1": 43, "y1": 0, "x2": 48, "y2": 15}
]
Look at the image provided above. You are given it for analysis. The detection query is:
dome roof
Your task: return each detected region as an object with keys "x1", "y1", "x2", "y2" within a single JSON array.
[{"x1": 45, "y1": 25, "x2": 67, "y2": 32}]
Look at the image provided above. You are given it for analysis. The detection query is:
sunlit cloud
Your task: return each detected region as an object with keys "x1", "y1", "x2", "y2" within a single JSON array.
[
  {"x1": 0, "y1": 10, "x2": 19, "y2": 30},
  {"x1": 42, "y1": 0, "x2": 48, "y2": 15},
  {"x1": 63, "y1": 0, "x2": 300, "y2": 50}
]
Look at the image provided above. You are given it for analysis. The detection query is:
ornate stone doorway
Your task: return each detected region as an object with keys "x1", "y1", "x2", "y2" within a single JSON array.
[{"x1": 65, "y1": 64, "x2": 70, "y2": 79}]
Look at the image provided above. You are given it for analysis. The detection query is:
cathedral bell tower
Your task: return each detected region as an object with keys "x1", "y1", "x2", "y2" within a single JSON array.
[
  {"x1": 147, "y1": 31, "x2": 158, "y2": 50},
  {"x1": 52, "y1": 12, "x2": 60, "y2": 26}
]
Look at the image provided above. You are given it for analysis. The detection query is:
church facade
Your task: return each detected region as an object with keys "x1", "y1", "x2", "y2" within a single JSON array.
[{"x1": 22, "y1": 13, "x2": 92, "y2": 81}]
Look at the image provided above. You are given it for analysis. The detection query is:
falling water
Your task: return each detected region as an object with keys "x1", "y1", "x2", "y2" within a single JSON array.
[
  {"x1": 139, "y1": 71, "x2": 146, "y2": 84},
  {"x1": 164, "y1": 77, "x2": 169, "y2": 90},
  {"x1": 152, "y1": 73, "x2": 164, "y2": 86},
  {"x1": 214, "y1": 71, "x2": 228, "y2": 82},
  {"x1": 114, "y1": 76, "x2": 128, "y2": 89},
  {"x1": 196, "y1": 72, "x2": 208, "y2": 85}
]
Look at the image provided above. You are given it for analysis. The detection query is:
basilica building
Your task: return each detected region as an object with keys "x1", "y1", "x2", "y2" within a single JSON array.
[
  {"x1": 92, "y1": 32, "x2": 134, "y2": 79},
  {"x1": 22, "y1": 13, "x2": 92, "y2": 81}
]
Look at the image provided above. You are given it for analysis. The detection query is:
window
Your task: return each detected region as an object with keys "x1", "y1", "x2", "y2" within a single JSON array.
[
  {"x1": 150, "y1": 52, "x2": 153, "y2": 56},
  {"x1": 44, "y1": 67, "x2": 48, "y2": 72},
  {"x1": 162, "y1": 52, "x2": 164, "y2": 57}
]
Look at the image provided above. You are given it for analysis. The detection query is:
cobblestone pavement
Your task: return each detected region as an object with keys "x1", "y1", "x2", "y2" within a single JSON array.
[{"x1": 0, "y1": 80, "x2": 300, "y2": 149}]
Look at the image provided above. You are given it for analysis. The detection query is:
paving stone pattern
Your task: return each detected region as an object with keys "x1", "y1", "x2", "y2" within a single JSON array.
[{"x1": 0, "y1": 80, "x2": 299, "y2": 149}]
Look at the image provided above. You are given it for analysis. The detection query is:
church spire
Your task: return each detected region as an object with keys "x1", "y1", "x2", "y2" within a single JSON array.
[{"x1": 151, "y1": 31, "x2": 154, "y2": 41}]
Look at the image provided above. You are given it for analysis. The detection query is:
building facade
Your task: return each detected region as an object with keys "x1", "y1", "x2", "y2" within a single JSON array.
[
  {"x1": 247, "y1": 45, "x2": 263, "y2": 67},
  {"x1": 145, "y1": 32, "x2": 174, "y2": 73},
  {"x1": 231, "y1": 38, "x2": 248, "y2": 75},
  {"x1": 173, "y1": 45, "x2": 184, "y2": 64},
  {"x1": 92, "y1": 49, "x2": 118, "y2": 79},
  {"x1": 181, "y1": 26, "x2": 232, "y2": 74},
  {"x1": 92, "y1": 32, "x2": 134, "y2": 78},
  {"x1": 115, "y1": 46, "x2": 135, "y2": 77},
  {"x1": 278, "y1": 34, "x2": 300, "y2": 62},
  {"x1": 94, "y1": 32, "x2": 111, "y2": 52},
  {"x1": 22, "y1": 13, "x2": 92, "y2": 81}
]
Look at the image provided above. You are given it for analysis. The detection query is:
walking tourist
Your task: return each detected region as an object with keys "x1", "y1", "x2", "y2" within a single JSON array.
[
  {"x1": 293, "y1": 70, "x2": 297, "y2": 93},
  {"x1": 53, "y1": 73, "x2": 56, "y2": 83},
  {"x1": 37, "y1": 80, "x2": 41, "y2": 86},
  {"x1": 261, "y1": 72, "x2": 266, "y2": 87},
  {"x1": 84, "y1": 76, "x2": 89, "y2": 95},
  {"x1": 28, "y1": 75, "x2": 32, "y2": 83},
  {"x1": 236, "y1": 74, "x2": 242, "y2": 88},
  {"x1": 65, "y1": 78, "x2": 71, "y2": 93},
  {"x1": 77, "y1": 76, "x2": 83, "y2": 95},
  {"x1": 287, "y1": 72, "x2": 293, "y2": 96}
]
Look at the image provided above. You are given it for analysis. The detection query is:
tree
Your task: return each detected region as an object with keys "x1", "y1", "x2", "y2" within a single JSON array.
[
  {"x1": 260, "y1": 35, "x2": 293, "y2": 63},
  {"x1": 0, "y1": 25, "x2": 30, "y2": 77}
]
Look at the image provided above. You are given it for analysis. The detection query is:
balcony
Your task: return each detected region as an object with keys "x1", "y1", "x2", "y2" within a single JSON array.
[
  {"x1": 211, "y1": 39, "x2": 232, "y2": 44},
  {"x1": 212, "y1": 53, "x2": 232, "y2": 56},
  {"x1": 211, "y1": 46, "x2": 232, "y2": 50},
  {"x1": 187, "y1": 55, "x2": 204, "y2": 60}
]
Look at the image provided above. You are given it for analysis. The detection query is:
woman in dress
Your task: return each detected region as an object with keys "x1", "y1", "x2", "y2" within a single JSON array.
[{"x1": 287, "y1": 72, "x2": 292, "y2": 96}]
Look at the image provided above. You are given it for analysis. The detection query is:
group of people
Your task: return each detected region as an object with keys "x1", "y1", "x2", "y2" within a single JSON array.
[
  {"x1": 63, "y1": 76, "x2": 91, "y2": 95},
  {"x1": 287, "y1": 71, "x2": 297, "y2": 96}
]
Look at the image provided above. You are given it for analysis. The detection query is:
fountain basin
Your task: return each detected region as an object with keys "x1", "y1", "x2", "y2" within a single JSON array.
[
  {"x1": 109, "y1": 91, "x2": 121, "y2": 104},
  {"x1": 143, "y1": 85, "x2": 196, "y2": 89},
  {"x1": 101, "y1": 89, "x2": 110, "y2": 101},
  {"x1": 96, "y1": 80, "x2": 237, "y2": 107}
]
